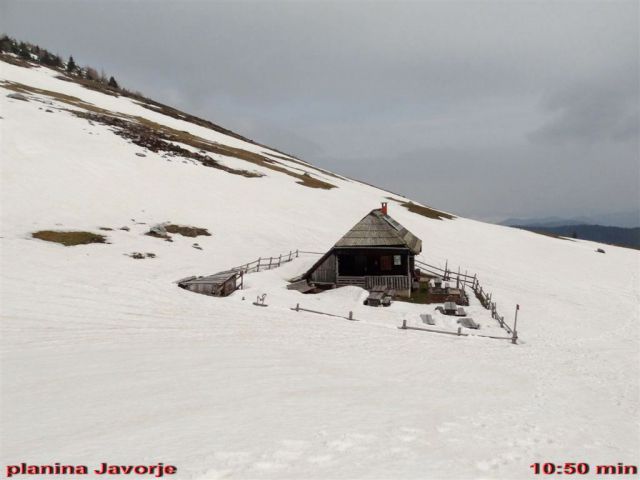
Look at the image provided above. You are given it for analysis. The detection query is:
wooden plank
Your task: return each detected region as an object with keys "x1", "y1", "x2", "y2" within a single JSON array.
[
  {"x1": 287, "y1": 280, "x2": 314, "y2": 293},
  {"x1": 290, "y1": 306, "x2": 358, "y2": 321}
]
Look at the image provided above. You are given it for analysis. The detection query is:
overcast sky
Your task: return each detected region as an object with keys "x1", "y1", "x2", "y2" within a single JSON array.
[{"x1": 2, "y1": 0, "x2": 638, "y2": 222}]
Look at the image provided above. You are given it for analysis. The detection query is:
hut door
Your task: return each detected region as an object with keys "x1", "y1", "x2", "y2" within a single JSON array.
[
  {"x1": 354, "y1": 254, "x2": 367, "y2": 275},
  {"x1": 380, "y1": 255, "x2": 392, "y2": 271}
]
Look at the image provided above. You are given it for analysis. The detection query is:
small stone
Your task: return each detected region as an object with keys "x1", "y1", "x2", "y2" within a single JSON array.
[
  {"x1": 136, "y1": 152, "x2": 146, "y2": 157},
  {"x1": 7, "y1": 93, "x2": 28, "y2": 101}
]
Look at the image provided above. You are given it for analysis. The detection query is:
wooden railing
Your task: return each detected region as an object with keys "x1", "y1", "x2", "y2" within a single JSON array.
[
  {"x1": 365, "y1": 275, "x2": 410, "y2": 290},
  {"x1": 337, "y1": 276, "x2": 366, "y2": 286},
  {"x1": 232, "y1": 249, "x2": 299, "y2": 274},
  {"x1": 414, "y1": 259, "x2": 477, "y2": 287},
  {"x1": 336, "y1": 275, "x2": 411, "y2": 290}
]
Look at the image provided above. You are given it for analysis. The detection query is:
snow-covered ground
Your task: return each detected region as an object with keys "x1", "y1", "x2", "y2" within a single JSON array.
[{"x1": 1, "y1": 61, "x2": 639, "y2": 479}]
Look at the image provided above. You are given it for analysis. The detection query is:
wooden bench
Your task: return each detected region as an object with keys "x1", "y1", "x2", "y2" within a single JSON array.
[
  {"x1": 455, "y1": 307, "x2": 467, "y2": 316},
  {"x1": 443, "y1": 302, "x2": 458, "y2": 315},
  {"x1": 457, "y1": 317, "x2": 480, "y2": 329},
  {"x1": 365, "y1": 286, "x2": 395, "y2": 307},
  {"x1": 420, "y1": 314, "x2": 435, "y2": 325},
  {"x1": 365, "y1": 291, "x2": 385, "y2": 306}
]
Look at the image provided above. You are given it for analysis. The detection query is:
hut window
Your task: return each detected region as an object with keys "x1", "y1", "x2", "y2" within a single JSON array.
[
  {"x1": 380, "y1": 255, "x2": 392, "y2": 271},
  {"x1": 394, "y1": 255, "x2": 402, "y2": 266}
]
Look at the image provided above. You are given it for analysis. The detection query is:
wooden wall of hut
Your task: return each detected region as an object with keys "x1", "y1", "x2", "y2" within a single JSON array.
[{"x1": 310, "y1": 253, "x2": 336, "y2": 284}]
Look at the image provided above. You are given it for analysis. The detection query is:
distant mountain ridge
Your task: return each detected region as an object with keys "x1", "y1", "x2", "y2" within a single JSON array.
[
  {"x1": 512, "y1": 224, "x2": 640, "y2": 249},
  {"x1": 501, "y1": 209, "x2": 640, "y2": 229},
  {"x1": 502, "y1": 217, "x2": 587, "y2": 228}
]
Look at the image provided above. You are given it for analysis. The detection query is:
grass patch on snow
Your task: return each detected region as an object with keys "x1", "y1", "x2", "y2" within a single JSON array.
[
  {"x1": 394, "y1": 285, "x2": 431, "y2": 304},
  {"x1": 386, "y1": 197, "x2": 454, "y2": 220},
  {"x1": 129, "y1": 116, "x2": 336, "y2": 189},
  {"x1": 164, "y1": 225, "x2": 211, "y2": 237},
  {"x1": 32, "y1": 230, "x2": 107, "y2": 246}
]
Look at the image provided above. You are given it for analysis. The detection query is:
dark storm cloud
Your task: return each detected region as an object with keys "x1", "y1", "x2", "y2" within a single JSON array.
[{"x1": 2, "y1": 0, "x2": 638, "y2": 222}]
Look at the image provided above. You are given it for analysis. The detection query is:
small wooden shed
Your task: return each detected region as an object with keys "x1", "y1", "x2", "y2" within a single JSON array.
[
  {"x1": 177, "y1": 270, "x2": 243, "y2": 297},
  {"x1": 301, "y1": 203, "x2": 422, "y2": 297}
]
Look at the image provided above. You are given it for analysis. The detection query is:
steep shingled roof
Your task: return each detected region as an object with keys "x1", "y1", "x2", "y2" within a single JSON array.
[{"x1": 333, "y1": 209, "x2": 422, "y2": 254}]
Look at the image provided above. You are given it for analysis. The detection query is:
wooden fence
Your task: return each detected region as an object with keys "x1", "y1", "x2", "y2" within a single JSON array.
[
  {"x1": 398, "y1": 320, "x2": 513, "y2": 341},
  {"x1": 415, "y1": 259, "x2": 477, "y2": 288},
  {"x1": 288, "y1": 305, "x2": 515, "y2": 343},
  {"x1": 232, "y1": 250, "x2": 299, "y2": 274},
  {"x1": 415, "y1": 258, "x2": 517, "y2": 341},
  {"x1": 290, "y1": 303, "x2": 358, "y2": 321}
]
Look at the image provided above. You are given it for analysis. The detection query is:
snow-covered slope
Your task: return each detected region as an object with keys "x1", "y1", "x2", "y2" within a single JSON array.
[{"x1": 1, "y1": 60, "x2": 638, "y2": 480}]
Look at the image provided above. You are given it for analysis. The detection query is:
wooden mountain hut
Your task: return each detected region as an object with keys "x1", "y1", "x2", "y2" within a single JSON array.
[{"x1": 302, "y1": 203, "x2": 422, "y2": 297}]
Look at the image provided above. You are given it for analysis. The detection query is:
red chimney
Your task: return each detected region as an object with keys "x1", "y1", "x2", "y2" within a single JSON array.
[{"x1": 381, "y1": 202, "x2": 388, "y2": 215}]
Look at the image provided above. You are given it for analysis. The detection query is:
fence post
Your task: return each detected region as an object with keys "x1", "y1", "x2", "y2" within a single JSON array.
[
  {"x1": 295, "y1": 303, "x2": 300, "y2": 311},
  {"x1": 512, "y1": 304, "x2": 520, "y2": 344},
  {"x1": 278, "y1": 254, "x2": 282, "y2": 266},
  {"x1": 296, "y1": 249, "x2": 299, "y2": 258},
  {"x1": 401, "y1": 319, "x2": 407, "y2": 329},
  {"x1": 457, "y1": 327, "x2": 462, "y2": 336},
  {"x1": 348, "y1": 311, "x2": 353, "y2": 321}
]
